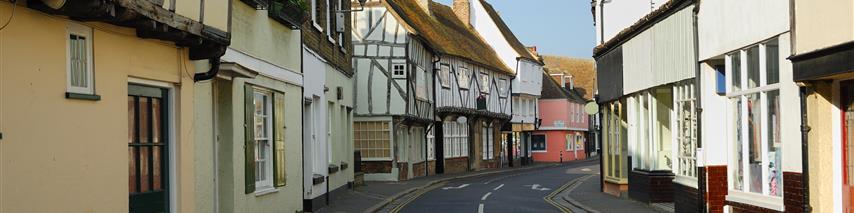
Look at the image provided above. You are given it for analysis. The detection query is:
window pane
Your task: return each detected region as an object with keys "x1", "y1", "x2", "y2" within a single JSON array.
[
  {"x1": 129, "y1": 147, "x2": 137, "y2": 193},
  {"x1": 153, "y1": 146, "x2": 163, "y2": 190},
  {"x1": 139, "y1": 98, "x2": 150, "y2": 143},
  {"x1": 766, "y1": 90, "x2": 782, "y2": 196},
  {"x1": 747, "y1": 93, "x2": 762, "y2": 193},
  {"x1": 766, "y1": 40, "x2": 780, "y2": 85},
  {"x1": 733, "y1": 98, "x2": 744, "y2": 191},
  {"x1": 747, "y1": 46, "x2": 760, "y2": 89},
  {"x1": 140, "y1": 146, "x2": 150, "y2": 191},
  {"x1": 731, "y1": 53, "x2": 741, "y2": 91}
]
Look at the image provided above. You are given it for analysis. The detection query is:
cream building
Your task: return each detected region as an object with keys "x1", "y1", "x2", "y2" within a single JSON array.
[
  {"x1": 192, "y1": 0, "x2": 304, "y2": 212},
  {"x1": 0, "y1": 0, "x2": 229, "y2": 212}
]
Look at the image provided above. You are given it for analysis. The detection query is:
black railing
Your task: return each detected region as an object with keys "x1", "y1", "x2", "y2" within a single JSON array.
[{"x1": 269, "y1": 0, "x2": 308, "y2": 29}]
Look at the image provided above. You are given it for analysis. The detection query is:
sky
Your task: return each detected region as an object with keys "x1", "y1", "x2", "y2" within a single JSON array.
[{"x1": 434, "y1": 0, "x2": 596, "y2": 59}]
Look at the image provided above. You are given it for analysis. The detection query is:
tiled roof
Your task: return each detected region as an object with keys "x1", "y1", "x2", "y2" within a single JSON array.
[
  {"x1": 385, "y1": 0, "x2": 514, "y2": 75},
  {"x1": 478, "y1": 0, "x2": 540, "y2": 63},
  {"x1": 540, "y1": 72, "x2": 587, "y2": 103},
  {"x1": 542, "y1": 55, "x2": 596, "y2": 100}
]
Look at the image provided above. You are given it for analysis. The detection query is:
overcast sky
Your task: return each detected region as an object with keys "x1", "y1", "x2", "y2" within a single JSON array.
[{"x1": 434, "y1": 0, "x2": 596, "y2": 58}]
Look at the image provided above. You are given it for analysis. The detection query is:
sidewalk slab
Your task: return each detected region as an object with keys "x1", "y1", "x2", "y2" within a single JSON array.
[{"x1": 560, "y1": 174, "x2": 660, "y2": 213}]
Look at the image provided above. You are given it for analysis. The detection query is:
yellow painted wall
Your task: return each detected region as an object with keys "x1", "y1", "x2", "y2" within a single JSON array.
[
  {"x1": 0, "y1": 4, "x2": 199, "y2": 212},
  {"x1": 807, "y1": 82, "x2": 834, "y2": 213},
  {"x1": 230, "y1": 1, "x2": 302, "y2": 72},
  {"x1": 794, "y1": 0, "x2": 854, "y2": 54},
  {"x1": 176, "y1": 0, "x2": 203, "y2": 24},
  {"x1": 204, "y1": 0, "x2": 231, "y2": 31}
]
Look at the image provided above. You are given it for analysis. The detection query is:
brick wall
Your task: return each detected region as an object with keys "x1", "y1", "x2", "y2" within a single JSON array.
[
  {"x1": 783, "y1": 172, "x2": 805, "y2": 213},
  {"x1": 428, "y1": 160, "x2": 436, "y2": 175},
  {"x1": 705, "y1": 165, "x2": 727, "y2": 213},
  {"x1": 302, "y1": 0, "x2": 353, "y2": 74},
  {"x1": 413, "y1": 162, "x2": 427, "y2": 178},
  {"x1": 445, "y1": 157, "x2": 469, "y2": 174},
  {"x1": 361, "y1": 161, "x2": 392, "y2": 174},
  {"x1": 628, "y1": 170, "x2": 675, "y2": 203},
  {"x1": 674, "y1": 182, "x2": 700, "y2": 213},
  {"x1": 398, "y1": 162, "x2": 409, "y2": 181}
]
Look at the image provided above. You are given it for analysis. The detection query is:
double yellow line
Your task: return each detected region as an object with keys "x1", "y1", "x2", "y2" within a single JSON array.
[
  {"x1": 389, "y1": 182, "x2": 446, "y2": 213},
  {"x1": 544, "y1": 175, "x2": 595, "y2": 213}
]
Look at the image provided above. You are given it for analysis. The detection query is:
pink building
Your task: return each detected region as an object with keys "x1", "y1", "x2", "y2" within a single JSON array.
[{"x1": 533, "y1": 73, "x2": 589, "y2": 162}]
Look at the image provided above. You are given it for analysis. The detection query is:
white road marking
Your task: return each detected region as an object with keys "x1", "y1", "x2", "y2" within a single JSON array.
[
  {"x1": 581, "y1": 168, "x2": 591, "y2": 172},
  {"x1": 493, "y1": 184, "x2": 504, "y2": 191},
  {"x1": 441, "y1": 184, "x2": 470, "y2": 190},
  {"x1": 478, "y1": 203, "x2": 484, "y2": 213},
  {"x1": 481, "y1": 192, "x2": 492, "y2": 201},
  {"x1": 525, "y1": 184, "x2": 552, "y2": 191}
]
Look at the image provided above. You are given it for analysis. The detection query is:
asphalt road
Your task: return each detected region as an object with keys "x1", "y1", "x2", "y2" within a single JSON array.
[{"x1": 398, "y1": 160, "x2": 599, "y2": 213}]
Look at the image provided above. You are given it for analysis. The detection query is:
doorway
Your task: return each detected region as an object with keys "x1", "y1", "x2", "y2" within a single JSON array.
[{"x1": 128, "y1": 84, "x2": 169, "y2": 213}]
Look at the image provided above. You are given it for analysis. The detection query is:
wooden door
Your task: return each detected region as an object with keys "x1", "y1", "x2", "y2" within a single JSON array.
[
  {"x1": 128, "y1": 84, "x2": 169, "y2": 213},
  {"x1": 844, "y1": 80, "x2": 854, "y2": 212}
]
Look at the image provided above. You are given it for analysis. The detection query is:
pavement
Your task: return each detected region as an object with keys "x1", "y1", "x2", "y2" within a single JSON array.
[
  {"x1": 316, "y1": 162, "x2": 560, "y2": 213},
  {"x1": 556, "y1": 173, "x2": 663, "y2": 213}
]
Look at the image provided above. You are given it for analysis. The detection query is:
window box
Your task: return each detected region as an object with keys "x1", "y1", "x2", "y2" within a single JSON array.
[
  {"x1": 241, "y1": 0, "x2": 269, "y2": 9},
  {"x1": 269, "y1": 0, "x2": 308, "y2": 29}
]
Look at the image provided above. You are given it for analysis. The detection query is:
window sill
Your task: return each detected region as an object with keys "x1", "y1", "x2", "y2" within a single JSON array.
[
  {"x1": 66, "y1": 92, "x2": 101, "y2": 101},
  {"x1": 726, "y1": 191, "x2": 784, "y2": 211},
  {"x1": 673, "y1": 176, "x2": 698, "y2": 188},
  {"x1": 313, "y1": 23, "x2": 323, "y2": 32},
  {"x1": 254, "y1": 187, "x2": 278, "y2": 197},
  {"x1": 532, "y1": 150, "x2": 547, "y2": 153}
]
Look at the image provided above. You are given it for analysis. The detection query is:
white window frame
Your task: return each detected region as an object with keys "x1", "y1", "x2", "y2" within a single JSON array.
[
  {"x1": 457, "y1": 67, "x2": 471, "y2": 89},
  {"x1": 253, "y1": 89, "x2": 275, "y2": 191},
  {"x1": 725, "y1": 38, "x2": 784, "y2": 204},
  {"x1": 326, "y1": 0, "x2": 335, "y2": 43},
  {"x1": 498, "y1": 78, "x2": 508, "y2": 97},
  {"x1": 480, "y1": 72, "x2": 490, "y2": 94},
  {"x1": 67, "y1": 22, "x2": 95, "y2": 95},
  {"x1": 311, "y1": 0, "x2": 322, "y2": 31},
  {"x1": 674, "y1": 81, "x2": 698, "y2": 183},
  {"x1": 427, "y1": 127, "x2": 435, "y2": 160},
  {"x1": 354, "y1": 121, "x2": 393, "y2": 161},
  {"x1": 392, "y1": 63, "x2": 406, "y2": 79},
  {"x1": 482, "y1": 122, "x2": 494, "y2": 160},
  {"x1": 532, "y1": 134, "x2": 547, "y2": 153},
  {"x1": 439, "y1": 64, "x2": 451, "y2": 88},
  {"x1": 444, "y1": 121, "x2": 469, "y2": 158}
]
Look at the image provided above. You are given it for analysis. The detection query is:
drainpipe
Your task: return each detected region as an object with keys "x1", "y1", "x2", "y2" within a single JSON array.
[
  {"x1": 691, "y1": 0, "x2": 705, "y2": 212},
  {"x1": 800, "y1": 85, "x2": 812, "y2": 213},
  {"x1": 193, "y1": 58, "x2": 222, "y2": 82}
]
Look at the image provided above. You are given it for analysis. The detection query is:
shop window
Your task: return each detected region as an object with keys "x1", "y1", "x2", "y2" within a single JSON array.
[
  {"x1": 532, "y1": 135, "x2": 546, "y2": 152},
  {"x1": 354, "y1": 121, "x2": 391, "y2": 159},
  {"x1": 726, "y1": 38, "x2": 783, "y2": 197}
]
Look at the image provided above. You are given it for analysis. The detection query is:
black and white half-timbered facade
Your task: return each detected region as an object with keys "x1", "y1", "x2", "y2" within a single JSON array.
[
  {"x1": 352, "y1": 0, "x2": 513, "y2": 180},
  {"x1": 352, "y1": 0, "x2": 436, "y2": 181}
]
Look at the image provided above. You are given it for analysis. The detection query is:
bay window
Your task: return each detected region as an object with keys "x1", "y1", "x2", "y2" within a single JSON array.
[
  {"x1": 726, "y1": 38, "x2": 782, "y2": 197},
  {"x1": 444, "y1": 121, "x2": 469, "y2": 158},
  {"x1": 354, "y1": 121, "x2": 391, "y2": 160}
]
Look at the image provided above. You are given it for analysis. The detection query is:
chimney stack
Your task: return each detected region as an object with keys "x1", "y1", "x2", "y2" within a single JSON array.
[
  {"x1": 417, "y1": 0, "x2": 431, "y2": 14},
  {"x1": 527, "y1": 46, "x2": 539, "y2": 56},
  {"x1": 453, "y1": 0, "x2": 472, "y2": 27}
]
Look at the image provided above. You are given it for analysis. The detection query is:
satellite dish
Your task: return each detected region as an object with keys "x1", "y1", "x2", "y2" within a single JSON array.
[
  {"x1": 456, "y1": 116, "x2": 468, "y2": 124},
  {"x1": 584, "y1": 102, "x2": 599, "y2": 115}
]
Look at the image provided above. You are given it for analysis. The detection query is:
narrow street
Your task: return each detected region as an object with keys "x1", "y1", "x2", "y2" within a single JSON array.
[{"x1": 398, "y1": 161, "x2": 599, "y2": 213}]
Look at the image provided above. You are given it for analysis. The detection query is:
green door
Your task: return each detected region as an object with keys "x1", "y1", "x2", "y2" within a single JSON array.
[{"x1": 128, "y1": 84, "x2": 169, "y2": 213}]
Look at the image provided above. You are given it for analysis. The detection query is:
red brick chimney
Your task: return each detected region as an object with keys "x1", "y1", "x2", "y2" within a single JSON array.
[
  {"x1": 527, "y1": 46, "x2": 539, "y2": 56},
  {"x1": 453, "y1": 0, "x2": 472, "y2": 27}
]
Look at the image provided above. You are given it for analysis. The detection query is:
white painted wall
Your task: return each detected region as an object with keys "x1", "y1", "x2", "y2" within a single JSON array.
[
  {"x1": 697, "y1": 0, "x2": 790, "y2": 60},
  {"x1": 593, "y1": 0, "x2": 666, "y2": 45},
  {"x1": 302, "y1": 48, "x2": 329, "y2": 200},
  {"x1": 621, "y1": 6, "x2": 696, "y2": 95}
]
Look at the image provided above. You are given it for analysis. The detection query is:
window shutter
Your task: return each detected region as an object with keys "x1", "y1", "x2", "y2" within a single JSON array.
[
  {"x1": 244, "y1": 85, "x2": 256, "y2": 194},
  {"x1": 273, "y1": 91, "x2": 287, "y2": 187}
]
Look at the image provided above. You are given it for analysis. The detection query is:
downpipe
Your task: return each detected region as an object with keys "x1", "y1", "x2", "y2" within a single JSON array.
[
  {"x1": 193, "y1": 58, "x2": 221, "y2": 82},
  {"x1": 691, "y1": 0, "x2": 705, "y2": 212},
  {"x1": 800, "y1": 85, "x2": 812, "y2": 213}
]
